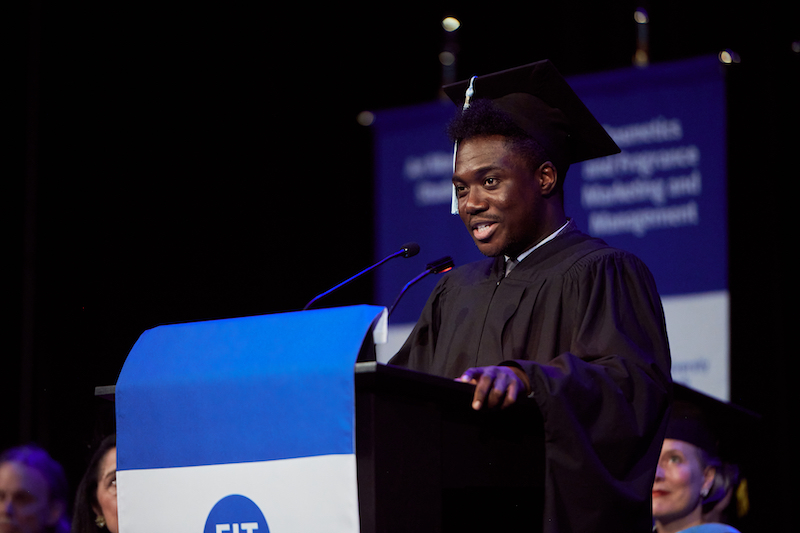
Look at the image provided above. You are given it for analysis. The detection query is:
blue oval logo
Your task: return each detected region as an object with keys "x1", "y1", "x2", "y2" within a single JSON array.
[{"x1": 204, "y1": 494, "x2": 270, "y2": 533}]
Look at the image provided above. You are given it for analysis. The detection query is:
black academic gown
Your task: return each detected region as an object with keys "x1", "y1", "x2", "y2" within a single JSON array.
[{"x1": 389, "y1": 220, "x2": 672, "y2": 533}]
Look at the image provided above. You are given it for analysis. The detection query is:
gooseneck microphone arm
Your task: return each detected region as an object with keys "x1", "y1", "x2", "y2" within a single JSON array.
[
  {"x1": 302, "y1": 242, "x2": 420, "y2": 311},
  {"x1": 388, "y1": 256, "x2": 454, "y2": 317}
]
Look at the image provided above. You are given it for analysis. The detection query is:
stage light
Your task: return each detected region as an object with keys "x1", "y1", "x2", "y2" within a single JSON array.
[
  {"x1": 633, "y1": 8, "x2": 650, "y2": 67},
  {"x1": 442, "y1": 17, "x2": 461, "y2": 32},
  {"x1": 356, "y1": 111, "x2": 375, "y2": 127},
  {"x1": 439, "y1": 51, "x2": 456, "y2": 66},
  {"x1": 718, "y1": 49, "x2": 741, "y2": 64}
]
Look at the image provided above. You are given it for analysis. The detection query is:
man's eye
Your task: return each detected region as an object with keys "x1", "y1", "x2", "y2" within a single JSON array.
[{"x1": 484, "y1": 177, "x2": 497, "y2": 186}]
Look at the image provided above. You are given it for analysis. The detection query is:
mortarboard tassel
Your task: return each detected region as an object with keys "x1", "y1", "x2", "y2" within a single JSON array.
[{"x1": 451, "y1": 75, "x2": 478, "y2": 215}]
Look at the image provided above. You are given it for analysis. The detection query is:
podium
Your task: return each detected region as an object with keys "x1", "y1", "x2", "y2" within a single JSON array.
[
  {"x1": 355, "y1": 362, "x2": 544, "y2": 533},
  {"x1": 109, "y1": 305, "x2": 544, "y2": 532}
]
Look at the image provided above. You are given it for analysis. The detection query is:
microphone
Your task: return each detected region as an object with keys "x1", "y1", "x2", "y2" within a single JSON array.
[
  {"x1": 302, "y1": 242, "x2": 420, "y2": 311},
  {"x1": 388, "y1": 256, "x2": 454, "y2": 316}
]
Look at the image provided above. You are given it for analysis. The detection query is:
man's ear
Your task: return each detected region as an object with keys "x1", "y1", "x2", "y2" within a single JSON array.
[{"x1": 538, "y1": 162, "x2": 558, "y2": 196}]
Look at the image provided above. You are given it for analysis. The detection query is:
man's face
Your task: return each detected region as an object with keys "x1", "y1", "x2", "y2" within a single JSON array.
[
  {"x1": 453, "y1": 135, "x2": 548, "y2": 258},
  {"x1": 0, "y1": 462, "x2": 60, "y2": 533}
]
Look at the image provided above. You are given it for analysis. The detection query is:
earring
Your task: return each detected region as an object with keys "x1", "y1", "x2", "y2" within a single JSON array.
[{"x1": 95, "y1": 515, "x2": 106, "y2": 528}]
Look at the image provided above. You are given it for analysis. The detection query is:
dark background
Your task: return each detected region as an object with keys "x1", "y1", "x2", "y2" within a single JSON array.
[{"x1": 6, "y1": 1, "x2": 797, "y2": 530}]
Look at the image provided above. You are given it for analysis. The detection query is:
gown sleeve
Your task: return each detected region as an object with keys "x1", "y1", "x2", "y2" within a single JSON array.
[{"x1": 514, "y1": 249, "x2": 671, "y2": 533}]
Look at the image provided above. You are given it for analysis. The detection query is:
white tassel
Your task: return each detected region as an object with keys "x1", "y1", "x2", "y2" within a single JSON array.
[
  {"x1": 462, "y1": 75, "x2": 477, "y2": 110},
  {"x1": 451, "y1": 140, "x2": 460, "y2": 214},
  {"x1": 451, "y1": 76, "x2": 478, "y2": 215}
]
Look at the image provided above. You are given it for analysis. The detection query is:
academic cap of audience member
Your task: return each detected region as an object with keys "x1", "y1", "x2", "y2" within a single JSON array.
[
  {"x1": 668, "y1": 383, "x2": 761, "y2": 467},
  {"x1": 668, "y1": 383, "x2": 762, "y2": 518},
  {"x1": 442, "y1": 59, "x2": 621, "y2": 176}
]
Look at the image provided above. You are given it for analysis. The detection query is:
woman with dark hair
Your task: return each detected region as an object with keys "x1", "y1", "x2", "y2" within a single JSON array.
[
  {"x1": 70, "y1": 436, "x2": 116, "y2": 533},
  {"x1": 0, "y1": 444, "x2": 71, "y2": 533}
]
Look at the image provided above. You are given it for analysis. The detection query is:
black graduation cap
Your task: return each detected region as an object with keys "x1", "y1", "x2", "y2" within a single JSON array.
[
  {"x1": 442, "y1": 60, "x2": 621, "y2": 175},
  {"x1": 668, "y1": 383, "x2": 761, "y2": 466},
  {"x1": 668, "y1": 384, "x2": 762, "y2": 516}
]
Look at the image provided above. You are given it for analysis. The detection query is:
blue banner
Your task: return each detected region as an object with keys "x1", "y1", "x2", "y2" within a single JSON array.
[
  {"x1": 373, "y1": 57, "x2": 731, "y2": 398},
  {"x1": 373, "y1": 55, "x2": 727, "y2": 321},
  {"x1": 565, "y1": 55, "x2": 727, "y2": 296}
]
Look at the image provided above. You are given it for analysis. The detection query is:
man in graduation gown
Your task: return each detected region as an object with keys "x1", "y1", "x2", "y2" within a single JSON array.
[{"x1": 389, "y1": 60, "x2": 672, "y2": 533}]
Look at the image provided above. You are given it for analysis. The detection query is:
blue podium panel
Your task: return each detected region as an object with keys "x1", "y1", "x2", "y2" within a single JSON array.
[{"x1": 115, "y1": 305, "x2": 387, "y2": 532}]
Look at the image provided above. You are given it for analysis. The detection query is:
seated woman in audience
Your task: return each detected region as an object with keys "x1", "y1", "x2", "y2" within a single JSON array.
[
  {"x1": 70, "y1": 435, "x2": 117, "y2": 533},
  {"x1": 653, "y1": 385, "x2": 757, "y2": 533},
  {"x1": 0, "y1": 444, "x2": 71, "y2": 533}
]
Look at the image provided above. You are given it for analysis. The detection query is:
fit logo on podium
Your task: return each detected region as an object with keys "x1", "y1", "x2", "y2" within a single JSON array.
[
  {"x1": 204, "y1": 495, "x2": 269, "y2": 533},
  {"x1": 215, "y1": 525, "x2": 259, "y2": 533}
]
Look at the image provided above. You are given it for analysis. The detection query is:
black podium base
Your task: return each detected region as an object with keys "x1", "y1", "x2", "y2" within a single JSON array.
[{"x1": 355, "y1": 362, "x2": 544, "y2": 533}]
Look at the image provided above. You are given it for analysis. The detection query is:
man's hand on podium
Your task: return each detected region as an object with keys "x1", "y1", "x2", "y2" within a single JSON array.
[{"x1": 456, "y1": 365, "x2": 531, "y2": 411}]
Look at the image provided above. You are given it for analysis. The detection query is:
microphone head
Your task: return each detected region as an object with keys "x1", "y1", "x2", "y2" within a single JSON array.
[
  {"x1": 401, "y1": 242, "x2": 421, "y2": 258},
  {"x1": 426, "y1": 256, "x2": 454, "y2": 274}
]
